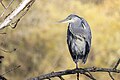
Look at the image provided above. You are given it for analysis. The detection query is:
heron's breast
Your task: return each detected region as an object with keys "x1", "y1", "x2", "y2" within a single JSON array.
[
  {"x1": 75, "y1": 37, "x2": 85, "y2": 48},
  {"x1": 71, "y1": 36, "x2": 85, "y2": 54}
]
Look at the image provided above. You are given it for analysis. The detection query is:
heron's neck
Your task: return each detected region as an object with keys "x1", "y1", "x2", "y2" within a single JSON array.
[{"x1": 71, "y1": 20, "x2": 81, "y2": 28}]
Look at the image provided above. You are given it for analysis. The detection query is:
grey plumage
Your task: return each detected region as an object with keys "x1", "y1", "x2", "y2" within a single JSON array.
[
  {"x1": 59, "y1": 14, "x2": 92, "y2": 64},
  {"x1": 67, "y1": 15, "x2": 91, "y2": 64},
  {"x1": 59, "y1": 14, "x2": 92, "y2": 80}
]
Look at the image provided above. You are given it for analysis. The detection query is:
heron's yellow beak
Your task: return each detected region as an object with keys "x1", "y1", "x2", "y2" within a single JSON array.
[{"x1": 58, "y1": 18, "x2": 73, "y2": 23}]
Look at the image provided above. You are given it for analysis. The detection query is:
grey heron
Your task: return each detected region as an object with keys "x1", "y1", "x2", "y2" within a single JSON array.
[{"x1": 59, "y1": 14, "x2": 92, "y2": 80}]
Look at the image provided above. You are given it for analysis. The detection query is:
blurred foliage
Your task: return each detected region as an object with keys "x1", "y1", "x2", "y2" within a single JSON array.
[{"x1": 0, "y1": 0, "x2": 120, "y2": 80}]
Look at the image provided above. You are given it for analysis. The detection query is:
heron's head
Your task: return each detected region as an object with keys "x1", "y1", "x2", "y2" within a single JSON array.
[{"x1": 58, "y1": 14, "x2": 81, "y2": 24}]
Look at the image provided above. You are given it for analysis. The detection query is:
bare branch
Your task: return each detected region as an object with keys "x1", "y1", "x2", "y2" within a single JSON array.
[
  {"x1": 1, "y1": 65, "x2": 21, "y2": 76},
  {"x1": 0, "y1": 0, "x2": 6, "y2": 9},
  {"x1": 84, "y1": 69, "x2": 96, "y2": 80},
  {"x1": 0, "y1": 0, "x2": 14, "y2": 18},
  {"x1": 28, "y1": 66, "x2": 120, "y2": 80},
  {"x1": 108, "y1": 72, "x2": 114, "y2": 80},
  {"x1": 0, "y1": 0, "x2": 35, "y2": 29},
  {"x1": 9, "y1": 19, "x2": 20, "y2": 29},
  {"x1": 9, "y1": 0, "x2": 35, "y2": 29},
  {"x1": 58, "y1": 76, "x2": 65, "y2": 80},
  {"x1": 0, "y1": 48, "x2": 16, "y2": 53},
  {"x1": 83, "y1": 72, "x2": 96, "y2": 80},
  {"x1": 113, "y1": 59, "x2": 120, "y2": 69}
]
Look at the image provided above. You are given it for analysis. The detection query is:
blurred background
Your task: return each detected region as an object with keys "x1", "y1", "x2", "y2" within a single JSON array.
[{"x1": 0, "y1": 0, "x2": 120, "y2": 80}]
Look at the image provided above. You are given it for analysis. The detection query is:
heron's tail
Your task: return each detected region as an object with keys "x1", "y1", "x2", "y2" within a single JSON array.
[{"x1": 82, "y1": 54, "x2": 88, "y2": 64}]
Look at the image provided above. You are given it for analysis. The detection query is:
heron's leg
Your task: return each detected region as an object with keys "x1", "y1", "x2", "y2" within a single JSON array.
[
  {"x1": 75, "y1": 62, "x2": 79, "y2": 80},
  {"x1": 76, "y1": 62, "x2": 78, "y2": 69}
]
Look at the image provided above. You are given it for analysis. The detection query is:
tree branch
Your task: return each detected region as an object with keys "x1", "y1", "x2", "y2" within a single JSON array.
[
  {"x1": 28, "y1": 59, "x2": 120, "y2": 80},
  {"x1": 9, "y1": 0, "x2": 35, "y2": 29},
  {"x1": 58, "y1": 76, "x2": 65, "y2": 80},
  {"x1": 1, "y1": 65, "x2": 21, "y2": 76},
  {"x1": 28, "y1": 67, "x2": 120, "y2": 80},
  {"x1": 83, "y1": 72, "x2": 96, "y2": 80},
  {"x1": 0, "y1": 0, "x2": 14, "y2": 18},
  {"x1": 113, "y1": 59, "x2": 120, "y2": 69},
  {"x1": 108, "y1": 72, "x2": 114, "y2": 80},
  {"x1": 0, "y1": 0, "x2": 35, "y2": 29},
  {"x1": 0, "y1": 0, "x2": 6, "y2": 9}
]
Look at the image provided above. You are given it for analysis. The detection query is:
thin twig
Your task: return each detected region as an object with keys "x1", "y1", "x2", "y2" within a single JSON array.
[
  {"x1": 0, "y1": 0, "x2": 14, "y2": 18},
  {"x1": 9, "y1": 19, "x2": 20, "y2": 29},
  {"x1": 58, "y1": 76, "x2": 64, "y2": 80},
  {"x1": 108, "y1": 72, "x2": 114, "y2": 80},
  {"x1": 0, "y1": 1, "x2": 6, "y2": 9},
  {"x1": 79, "y1": 68, "x2": 96, "y2": 79},
  {"x1": 113, "y1": 59, "x2": 120, "y2": 69},
  {"x1": 83, "y1": 72, "x2": 96, "y2": 80},
  {"x1": 0, "y1": 48, "x2": 16, "y2": 53},
  {"x1": 1, "y1": 65, "x2": 21, "y2": 76},
  {"x1": 85, "y1": 70, "x2": 96, "y2": 80},
  {"x1": 0, "y1": 32, "x2": 6, "y2": 34}
]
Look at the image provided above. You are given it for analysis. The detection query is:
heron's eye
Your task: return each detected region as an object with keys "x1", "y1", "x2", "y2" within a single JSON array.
[
  {"x1": 69, "y1": 17, "x2": 72, "y2": 20},
  {"x1": 67, "y1": 16, "x2": 71, "y2": 19}
]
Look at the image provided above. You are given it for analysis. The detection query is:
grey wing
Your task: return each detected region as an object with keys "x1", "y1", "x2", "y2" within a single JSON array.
[
  {"x1": 69, "y1": 18, "x2": 92, "y2": 63},
  {"x1": 67, "y1": 28, "x2": 85, "y2": 63},
  {"x1": 81, "y1": 18, "x2": 92, "y2": 63},
  {"x1": 71, "y1": 18, "x2": 92, "y2": 47},
  {"x1": 67, "y1": 29, "x2": 76, "y2": 61},
  {"x1": 82, "y1": 18, "x2": 92, "y2": 50}
]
